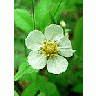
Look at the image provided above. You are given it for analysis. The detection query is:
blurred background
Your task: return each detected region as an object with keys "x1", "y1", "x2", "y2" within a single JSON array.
[{"x1": 14, "y1": 0, "x2": 83, "y2": 96}]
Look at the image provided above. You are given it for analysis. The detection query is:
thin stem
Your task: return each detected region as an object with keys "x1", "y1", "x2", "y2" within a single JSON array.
[
  {"x1": 32, "y1": 0, "x2": 35, "y2": 30},
  {"x1": 49, "y1": 11, "x2": 55, "y2": 24},
  {"x1": 63, "y1": 27, "x2": 65, "y2": 36},
  {"x1": 24, "y1": 41, "x2": 27, "y2": 57},
  {"x1": 54, "y1": 1, "x2": 62, "y2": 18},
  {"x1": 49, "y1": 1, "x2": 62, "y2": 24}
]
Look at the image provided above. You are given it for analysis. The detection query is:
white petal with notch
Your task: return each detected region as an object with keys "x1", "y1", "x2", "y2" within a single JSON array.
[
  {"x1": 47, "y1": 55, "x2": 68, "y2": 74},
  {"x1": 28, "y1": 51, "x2": 47, "y2": 69},
  {"x1": 59, "y1": 49, "x2": 76, "y2": 57},
  {"x1": 44, "y1": 24, "x2": 64, "y2": 41},
  {"x1": 58, "y1": 36, "x2": 76, "y2": 57},
  {"x1": 58, "y1": 36, "x2": 72, "y2": 49},
  {"x1": 25, "y1": 30, "x2": 46, "y2": 51}
]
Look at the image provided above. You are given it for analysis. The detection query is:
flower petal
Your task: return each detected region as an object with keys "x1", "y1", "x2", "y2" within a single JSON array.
[
  {"x1": 47, "y1": 55, "x2": 68, "y2": 74},
  {"x1": 44, "y1": 24, "x2": 64, "y2": 41},
  {"x1": 25, "y1": 30, "x2": 46, "y2": 51},
  {"x1": 28, "y1": 51, "x2": 47, "y2": 69},
  {"x1": 58, "y1": 36, "x2": 72, "y2": 49},
  {"x1": 59, "y1": 49, "x2": 76, "y2": 57},
  {"x1": 58, "y1": 36, "x2": 76, "y2": 57}
]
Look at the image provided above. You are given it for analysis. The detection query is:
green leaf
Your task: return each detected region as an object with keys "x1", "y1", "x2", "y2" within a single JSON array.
[
  {"x1": 40, "y1": 82, "x2": 59, "y2": 96},
  {"x1": 21, "y1": 75, "x2": 59, "y2": 96},
  {"x1": 34, "y1": 0, "x2": 51, "y2": 32},
  {"x1": 14, "y1": 61, "x2": 39, "y2": 81},
  {"x1": 20, "y1": 74, "x2": 36, "y2": 82},
  {"x1": 36, "y1": 76, "x2": 60, "y2": 96},
  {"x1": 72, "y1": 83, "x2": 83, "y2": 93},
  {"x1": 21, "y1": 82, "x2": 39, "y2": 96},
  {"x1": 14, "y1": 9, "x2": 33, "y2": 33},
  {"x1": 14, "y1": 90, "x2": 19, "y2": 96},
  {"x1": 73, "y1": 17, "x2": 83, "y2": 60}
]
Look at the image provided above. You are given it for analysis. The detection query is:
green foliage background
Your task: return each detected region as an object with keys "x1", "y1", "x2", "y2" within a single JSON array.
[{"x1": 14, "y1": 0, "x2": 83, "y2": 96}]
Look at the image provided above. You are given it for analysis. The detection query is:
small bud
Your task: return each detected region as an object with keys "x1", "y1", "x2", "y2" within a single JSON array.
[{"x1": 60, "y1": 20, "x2": 66, "y2": 27}]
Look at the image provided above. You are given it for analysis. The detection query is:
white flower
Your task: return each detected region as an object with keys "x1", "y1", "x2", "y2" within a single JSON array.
[{"x1": 25, "y1": 24, "x2": 75, "y2": 74}]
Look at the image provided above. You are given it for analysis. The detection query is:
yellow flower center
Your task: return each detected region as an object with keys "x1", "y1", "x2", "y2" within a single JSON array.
[{"x1": 40, "y1": 40, "x2": 60, "y2": 59}]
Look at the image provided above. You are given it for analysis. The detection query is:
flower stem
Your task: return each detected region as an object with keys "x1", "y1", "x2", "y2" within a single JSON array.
[
  {"x1": 53, "y1": 1, "x2": 62, "y2": 18},
  {"x1": 63, "y1": 27, "x2": 65, "y2": 36},
  {"x1": 32, "y1": 0, "x2": 35, "y2": 30},
  {"x1": 49, "y1": 12, "x2": 55, "y2": 24},
  {"x1": 24, "y1": 41, "x2": 27, "y2": 57}
]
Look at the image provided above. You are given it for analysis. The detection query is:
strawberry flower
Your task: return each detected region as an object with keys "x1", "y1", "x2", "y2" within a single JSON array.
[{"x1": 25, "y1": 24, "x2": 75, "y2": 74}]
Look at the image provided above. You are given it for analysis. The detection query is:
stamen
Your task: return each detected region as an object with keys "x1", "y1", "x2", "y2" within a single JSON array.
[{"x1": 40, "y1": 40, "x2": 60, "y2": 59}]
